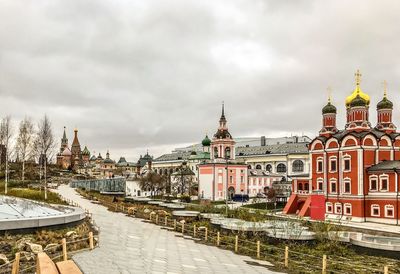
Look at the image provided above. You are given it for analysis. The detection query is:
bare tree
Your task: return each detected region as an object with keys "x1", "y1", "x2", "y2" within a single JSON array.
[
  {"x1": 34, "y1": 115, "x2": 55, "y2": 200},
  {"x1": 0, "y1": 116, "x2": 12, "y2": 194},
  {"x1": 16, "y1": 117, "x2": 34, "y2": 182},
  {"x1": 172, "y1": 163, "x2": 195, "y2": 196},
  {"x1": 138, "y1": 172, "x2": 167, "y2": 198}
]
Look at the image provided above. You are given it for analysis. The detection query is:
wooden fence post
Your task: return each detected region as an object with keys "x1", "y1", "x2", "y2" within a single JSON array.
[
  {"x1": 235, "y1": 235, "x2": 239, "y2": 253},
  {"x1": 156, "y1": 215, "x2": 159, "y2": 224},
  {"x1": 115, "y1": 204, "x2": 118, "y2": 211},
  {"x1": 193, "y1": 225, "x2": 197, "y2": 237},
  {"x1": 181, "y1": 222, "x2": 185, "y2": 234},
  {"x1": 11, "y1": 252, "x2": 20, "y2": 274},
  {"x1": 285, "y1": 246, "x2": 289, "y2": 267},
  {"x1": 322, "y1": 255, "x2": 327, "y2": 274},
  {"x1": 62, "y1": 238, "x2": 67, "y2": 261},
  {"x1": 384, "y1": 266, "x2": 389, "y2": 274},
  {"x1": 89, "y1": 232, "x2": 94, "y2": 250},
  {"x1": 257, "y1": 241, "x2": 260, "y2": 259},
  {"x1": 174, "y1": 219, "x2": 177, "y2": 230},
  {"x1": 165, "y1": 216, "x2": 168, "y2": 226},
  {"x1": 205, "y1": 228, "x2": 208, "y2": 241},
  {"x1": 217, "y1": 231, "x2": 220, "y2": 246}
]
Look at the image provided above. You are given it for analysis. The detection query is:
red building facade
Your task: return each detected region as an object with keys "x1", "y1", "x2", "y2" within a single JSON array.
[{"x1": 284, "y1": 71, "x2": 400, "y2": 225}]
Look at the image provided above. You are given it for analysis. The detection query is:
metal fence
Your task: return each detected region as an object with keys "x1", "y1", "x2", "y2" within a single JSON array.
[{"x1": 70, "y1": 178, "x2": 126, "y2": 193}]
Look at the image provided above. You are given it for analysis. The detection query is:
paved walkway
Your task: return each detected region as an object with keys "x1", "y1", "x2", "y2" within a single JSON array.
[{"x1": 55, "y1": 185, "x2": 281, "y2": 274}]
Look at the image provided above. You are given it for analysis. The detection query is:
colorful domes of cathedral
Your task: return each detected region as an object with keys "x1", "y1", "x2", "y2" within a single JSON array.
[
  {"x1": 82, "y1": 146, "x2": 90, "y2": 155},
  {"x1": 377, "y1": 95, "x2": 393, "y2": 110},
  {"x1": 322, "y1": 98, "x2": 337, "y2": 114},
  {"x1": 349, "y1": 94, "x2": 368, "y2": 108},
  {"x1": 377, "y1": 83, "x2": 393, "y2": 110},
  {"x1": 345, "y1": 70, "x2": 370, "y2": 108},
  {"x1": 202, "y1": 134, "x2": 211, "y2": 146}
]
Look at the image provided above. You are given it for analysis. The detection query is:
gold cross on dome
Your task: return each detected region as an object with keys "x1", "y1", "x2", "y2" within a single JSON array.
[
  {"x1": 327, "y1": 86, "x2": 332, "y2": 103},
  {"x1": 382, "y1": 80, "x2": 388, "y2": 97},
  {"x1": 355, "y1": 69, "x2": 362, "y2": 86}
]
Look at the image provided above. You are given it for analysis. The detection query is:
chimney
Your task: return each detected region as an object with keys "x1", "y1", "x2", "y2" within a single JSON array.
[{"x1": 261, "y1": 136, "x2": 266, "y2": 146}]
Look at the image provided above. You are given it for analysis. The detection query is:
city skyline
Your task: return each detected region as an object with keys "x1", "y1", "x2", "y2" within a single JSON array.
[{"x1": 1, "y1": 1, "x2": 400, "y2": 159}]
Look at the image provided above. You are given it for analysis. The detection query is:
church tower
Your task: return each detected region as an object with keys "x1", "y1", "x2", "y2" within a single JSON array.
[
  {"x1": 210, "y1": 103, "x2": 235, "y2": 160},
  {"x1": 376, "y1": 81, "x2": 396, "y2": 133},
  {"x1": 71, "y1": 128, "x2": 82, "y2": 169},
  {"x1": 60, "y1": 127, "x2": 68, "y2": 154},
  {"x1": 345, "y1": 70, "x2": 371, "y2": 131},
  {"x1": 319, "y1": 91, "x2": 338, "y2": 137}
]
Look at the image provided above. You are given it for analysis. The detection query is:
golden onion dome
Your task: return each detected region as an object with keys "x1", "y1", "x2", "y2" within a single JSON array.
[{"x1": 345, "y1": 70, "x2": 370, "y2": 108}]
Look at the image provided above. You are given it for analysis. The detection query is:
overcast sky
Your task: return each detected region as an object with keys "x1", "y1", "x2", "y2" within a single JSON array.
[{"x1": 1, "y1": 0, "x2": 400, "y2": 161}]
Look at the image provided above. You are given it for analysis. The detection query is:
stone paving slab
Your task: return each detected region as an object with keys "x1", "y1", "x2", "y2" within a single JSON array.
[{"x1": 55, "y1": 185, "x2": 283, "y2": 274}]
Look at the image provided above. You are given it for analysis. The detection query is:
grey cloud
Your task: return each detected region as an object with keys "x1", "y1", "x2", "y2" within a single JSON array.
[{"x1": 1, "y1": 0, "x2": 400, "y2": 161}]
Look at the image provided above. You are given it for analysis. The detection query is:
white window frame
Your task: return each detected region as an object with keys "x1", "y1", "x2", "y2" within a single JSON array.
[
  {"x1": 330, "y1": 179, "x2": 337, "y2": 194},
  {"x1": 369, "y1": 175, "x2": 378, "y2": 191},
  {"x1": 329, "y1": 156, "x2": 337, "y2": 173},
  {"x1": 371, "y1": 204, "x2": 380, "y2": 217},
  {"x1": 343, "y1": 155, "x2": 351, "y2": 172},
  {"x1": 344, "y1": 203, "x2": 352, "y2": 216},
  {"x1": 343, "y1": 178, "x2": 351, "y2": 194},
  {"x1": 326, "y1": 202, "x2": 333, "y2": 213},
  {"x1": 335, "y1": 203, "x2": 342, "y2": 214},
  {"x1": 379, "y1": 175, "x2": 389, "y2": 191},
  {"x1": 316, "y1": 157, "x2": 323, "y2": 173},
  {"x1": 385, "y1": 205, "x2": 394, "y2": 218}
]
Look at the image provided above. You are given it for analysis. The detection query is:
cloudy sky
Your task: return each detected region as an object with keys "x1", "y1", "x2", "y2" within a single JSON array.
[{"x1": 1, "y1": 0, "x2": 400, "y2": 160}]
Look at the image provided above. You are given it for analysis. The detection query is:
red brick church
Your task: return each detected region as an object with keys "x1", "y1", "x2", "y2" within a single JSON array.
[{"x1": 284, "y1": 70, "x2": 400, "y2": 225}]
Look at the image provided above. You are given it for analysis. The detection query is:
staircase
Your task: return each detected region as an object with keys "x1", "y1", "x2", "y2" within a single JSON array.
[
  {"x1": 283, "y1": 194, "x2": 298, "y2": 214},
  {"x1": 298, "y1": 196, "x2": 312, "y2": 217}
]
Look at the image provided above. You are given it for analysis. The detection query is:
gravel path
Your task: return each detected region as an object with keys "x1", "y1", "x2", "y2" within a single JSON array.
[{"x1": 55, "y1": 185, "x2": 282, "y2": 274}]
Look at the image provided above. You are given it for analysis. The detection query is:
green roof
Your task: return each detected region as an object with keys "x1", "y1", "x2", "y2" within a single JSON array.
[
  {"x1": 82, "y1": 146, "x2": 90, "y2": 155},
  {"x1": 377, "y1": 96, "x2": 393, "y2": 110},
  {"x1": 322, "y1": 102, "x2": 337, "y2": 114},
  {"x1": 350, "y1": 94, "x2": 367, "y2": 107},
  {"x1": 202, "y1": 135, "x2": 211, "y2": 146}
]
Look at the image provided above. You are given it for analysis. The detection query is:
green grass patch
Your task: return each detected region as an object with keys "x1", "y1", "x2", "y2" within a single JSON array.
[{"x1": 0, "y1": 181, "x2": 66, "y2": 205}]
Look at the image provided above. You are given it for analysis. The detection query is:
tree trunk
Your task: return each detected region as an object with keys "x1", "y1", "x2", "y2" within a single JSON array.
[
  {"x1": 44, "y1": 159, "x2": 47, "y2": 200},
  {"x1": 5, "y1": 150, "x2": 8, "y2": 194},
  {"x1": 22, "y1": 160, "x2": 25, "y2": 182}
]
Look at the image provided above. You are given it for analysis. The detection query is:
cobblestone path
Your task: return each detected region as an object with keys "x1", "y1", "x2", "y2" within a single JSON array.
[{"x1": 56, "y1": 185, "x2": 282, "y2": 274}]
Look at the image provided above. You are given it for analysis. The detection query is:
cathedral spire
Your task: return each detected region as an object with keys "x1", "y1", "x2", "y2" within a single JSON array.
[
  {"x1": 62, "y1": 126, "x2": 67, "y2": 141},
  {"x1": 219, "y1": 101, "x2": 227, "y2": 128}
]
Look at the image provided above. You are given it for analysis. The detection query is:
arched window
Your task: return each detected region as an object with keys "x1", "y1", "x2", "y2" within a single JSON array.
[
  {"x1": 277, "y1": 163, "x2": 287, "y2": 173},
  {"x1": 255, "y1": 164, "x2": 262, "y2": 170},
  {"x1": 214, "y1": 147, "x2": 218, "y2": 159},
  {"x1": 265, "y1": 164, "x2": 272, "y2": 172},
  {"x1": 292, "y1": 160, "x2": 304, "y2": 172},
  {"x1": 247, "y1": 165, "x2": 252, "y2": 169},
  {"x1": 225, "y1": 147, "x2": 231, "y2": 159}
]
